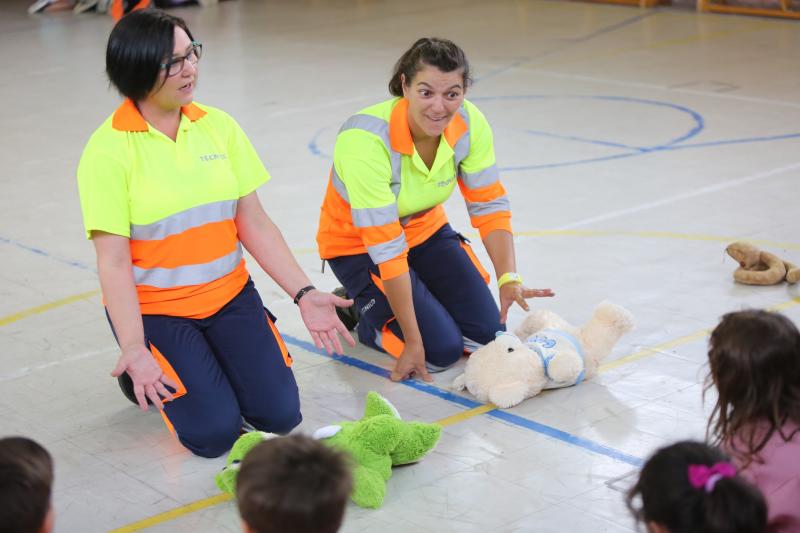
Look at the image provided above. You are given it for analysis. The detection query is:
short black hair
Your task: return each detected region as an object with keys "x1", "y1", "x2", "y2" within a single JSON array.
[
  {"x1": 388, "y1": 37, "x2": 471, "y2": 97},
  {"x1": 0, "y1": 436, "x2": 54, "y2": 533},
  {"x1": 106, "y1": 9, "x2": 194, "y2": 101},
  {"x1": 627, "y1": 441, "x2": 767, "y2": 533},
  {"x1": 237, "y1": 434, "x2": 352, "y2": 533}
]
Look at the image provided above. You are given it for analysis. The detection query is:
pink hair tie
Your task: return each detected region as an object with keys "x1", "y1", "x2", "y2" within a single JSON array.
[{"x1": 688, "y1": 462, "x2": 737, "y2": 492}]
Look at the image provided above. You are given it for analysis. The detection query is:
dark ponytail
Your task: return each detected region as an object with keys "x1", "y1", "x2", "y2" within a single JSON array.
[
  {"x1": 388, "y1": 37, "x2": 472, "y2": 97},
  {"x1": 627, "y1": 441, "x2": 767, "y2": 533}
]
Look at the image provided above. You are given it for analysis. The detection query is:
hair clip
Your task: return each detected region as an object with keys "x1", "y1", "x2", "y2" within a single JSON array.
[{"x1": 688, "y1": 462, "x2": 736, "y2": 492}]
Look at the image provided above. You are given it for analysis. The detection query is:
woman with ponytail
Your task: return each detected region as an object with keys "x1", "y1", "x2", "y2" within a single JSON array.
[{"x1": 316, "y1": 38, "x2": 554, "y2": 382}]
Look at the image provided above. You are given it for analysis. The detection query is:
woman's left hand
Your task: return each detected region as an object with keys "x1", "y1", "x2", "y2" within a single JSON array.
[
  {"x1": 499, "y1": 283, "x2": 555, "y2": 324},
  {"x1": 298, "y1": 290, "x2": 357, "y2": 354}
]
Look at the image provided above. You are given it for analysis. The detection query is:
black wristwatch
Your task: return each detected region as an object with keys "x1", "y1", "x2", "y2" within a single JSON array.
[{"x1": 293, "y1": 285, "x2": 316, "y2": 305}]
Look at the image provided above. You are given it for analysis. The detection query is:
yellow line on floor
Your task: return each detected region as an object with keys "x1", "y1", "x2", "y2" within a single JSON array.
[
  {"x1": 105, "y1": 404, "x2": 495, "y2": 532},
  {"x1": 0, "y1": 289, "x2": 100, "y2": 327},
  {"x1": 599, "y1": 329, "x2": 711, "y2": 372},
  {"x1": 106, "y1": 493, "x2": 233, "y2": 533},
  {"x1": 601, "y1": 295, "x2": 800, "y2": 373},
  {"x1": 436, "y1": 403, "x2": 497, "y2": 426}
]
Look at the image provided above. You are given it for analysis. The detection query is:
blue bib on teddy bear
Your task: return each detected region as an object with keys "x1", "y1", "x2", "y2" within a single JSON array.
[{"x1": 524, "y1": 329, "x2": 586, "y2": 389}]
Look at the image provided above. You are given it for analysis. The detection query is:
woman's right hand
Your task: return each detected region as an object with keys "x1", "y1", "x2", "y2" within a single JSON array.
[
  {"x1": 390, "y1": 342, "x2": 432, "y2": 382},
  {"x1": 111, "y1": 345, "x2": 177, "y2": 411}
]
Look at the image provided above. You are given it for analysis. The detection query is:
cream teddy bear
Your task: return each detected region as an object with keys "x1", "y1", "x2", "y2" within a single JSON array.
[{"x1": 452, "y1": 302, "x2": 634, "y2": 408}]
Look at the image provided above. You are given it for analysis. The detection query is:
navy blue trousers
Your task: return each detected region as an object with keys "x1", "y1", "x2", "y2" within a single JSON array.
[
  {"x1": 328, "y1": 224, "x2": 504, "y2": 369},
  {"x1": 116, "y1": 279, "x2": 301, "y2": 458}
]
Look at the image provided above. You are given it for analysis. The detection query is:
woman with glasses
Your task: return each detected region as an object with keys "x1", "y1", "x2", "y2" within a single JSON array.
[{"x1": 77, "y1": 10, "x2": 355, "y2": 458}]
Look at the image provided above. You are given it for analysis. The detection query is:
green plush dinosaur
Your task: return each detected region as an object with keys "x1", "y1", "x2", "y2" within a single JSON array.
[
  {"x1": 214, "y1": 392, "x2": 442, "y2": 509},
  {"x1": 214, "y1": 431, "x2": 277, "y2": 495}
]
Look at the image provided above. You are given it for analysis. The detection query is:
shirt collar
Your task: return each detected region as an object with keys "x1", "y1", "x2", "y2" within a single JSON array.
[
  {"x1": 111, "y1": 98, "x2": 207, "y2": 132},
  {"x1": 388, "y1": 97, "x2": 468, "y2": 155}
]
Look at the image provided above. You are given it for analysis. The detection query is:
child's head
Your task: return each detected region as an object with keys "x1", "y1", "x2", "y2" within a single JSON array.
[
  {"x1": 627, "y1": 441, "x2": 766, "y2": 533},
  {"x1": 706, "y1": 309, "x2": 800, "y2": 461},
  {"x1": 0, "y1": 436, "x2": 54, "y2": 533},
  {"x1": 236, "y1": 434, "x2": 352, "y2": 533}
]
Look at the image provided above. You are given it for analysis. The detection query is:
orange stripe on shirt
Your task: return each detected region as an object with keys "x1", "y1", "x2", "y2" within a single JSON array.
[
  {"x1": 137, "y1": 261, "x2": 249, "y2": 318},
  {"x1": 358, "y1": 221, "x2": 404, "y2": 247},
  {"x1": 458, "y1": 179, "x2": 507, "y2": 203},
  {"x1": 130, "y1": 220, "x2": 239, "y2": 270}
]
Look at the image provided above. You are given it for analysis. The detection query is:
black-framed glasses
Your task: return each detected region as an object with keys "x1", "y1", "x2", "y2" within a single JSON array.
[{"x1": 160, "y1": 41, "x2": 202, "y2": 77}]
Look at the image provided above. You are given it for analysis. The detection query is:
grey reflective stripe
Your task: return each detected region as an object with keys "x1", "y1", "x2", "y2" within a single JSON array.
[
  {"x1": 466, "y1": 195, "x2": 511, "y2": 218},
  {"x1": 389, "y1": 151, "x2": 402, "y2": 198},
  {"x1": 454, "y1": 106, "x2": 471, "y2": 169},
  {"x1": 461, "y1": 164, "x2": 499, "y2": 189},
  {"x1": 352, "y1": 204, "x2": 399, "y2": 228},
  {"x1": 133, "y1": 245, "x2": 243, "y2": 288},
  {"x1": 338, "y1": 114, "x2": 403, "y2": 200},
  {"x1": 340, "y1": 114, "x2": 391, "y2": 148},
  {"x1": 331, "y1": 168, "x2": 350, "y2": 202},
  {"x1": 366, "y1": 233, "x2": 407, "y2": 264},
  {"x1": 130, "y1": 200, "x2": 237, "y2": 241}
]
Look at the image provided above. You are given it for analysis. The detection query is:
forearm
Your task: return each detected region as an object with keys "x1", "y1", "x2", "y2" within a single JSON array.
[
  {"x1": 382, "y1": 273, "x2": 423, "y2": 346},
  {"x1": 482, "y1": 229, "x2": 516, "y2": 278},
  {"x1": 236, "y1": 205, "x2": 312, "y2": 298},
  {"x1": 97, "y1": 259, "x2": 145, "y2": 350}
]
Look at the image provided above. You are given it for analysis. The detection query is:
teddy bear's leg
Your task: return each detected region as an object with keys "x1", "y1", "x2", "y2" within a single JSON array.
[
  {"x1": 579, "y1": 303, "x2": 634, "y2": 374},
  {"x1": 514, "y1": 310, "x2": 570, "y2": 339},
  {"x1": 544, "y1": 352, "x2": 584, "y2": 388}
]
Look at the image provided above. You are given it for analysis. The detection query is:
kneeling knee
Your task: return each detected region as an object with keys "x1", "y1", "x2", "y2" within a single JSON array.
[
  {"x1": 247, "y1": 400, "x2": 302, "y2": 436},
  {"x1": 178, "y1": 416, "x2": 241, "y2": 458},
  {"x1": 426, "y1": 337, "x2": 464, "y2": 369}
]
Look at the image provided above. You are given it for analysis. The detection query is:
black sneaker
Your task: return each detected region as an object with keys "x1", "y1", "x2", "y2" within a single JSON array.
[
  {"x1": 117, "y1": 372, "x2": 152, "y2": 406},
  {"x1": 333, "y1": 287, "x2": 360, "y2": 331}
]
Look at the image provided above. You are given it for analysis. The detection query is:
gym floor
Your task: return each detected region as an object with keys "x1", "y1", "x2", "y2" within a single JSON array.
[{"x1": 1, "y1": 0, "x2": 798, "y2": 531}]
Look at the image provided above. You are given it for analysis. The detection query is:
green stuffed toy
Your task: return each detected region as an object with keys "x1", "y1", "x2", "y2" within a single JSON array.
[
  {"x1": 214, "y1": 392, "x2": 442, "y2": 509},
  {"x1": 215, "y1": 430, "x2": 277, "y2": 495}
]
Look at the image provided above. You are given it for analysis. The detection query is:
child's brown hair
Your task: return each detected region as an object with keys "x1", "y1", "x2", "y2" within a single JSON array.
[
  {"x1": 236, "y1": 434, "x2": 352, "y2": 533},
  {"x1": 706, "y1": 309, "x2": 800, "y2": 465},
  {"x1": 0, "y1": 436, "x2": 54, "y2": 533}
]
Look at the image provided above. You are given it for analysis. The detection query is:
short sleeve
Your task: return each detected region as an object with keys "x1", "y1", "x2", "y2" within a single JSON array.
[{"x1": 76, "y1": 140, "x2": 131, "y2": 240}]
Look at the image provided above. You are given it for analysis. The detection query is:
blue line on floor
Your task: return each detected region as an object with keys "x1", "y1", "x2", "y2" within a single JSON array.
[
  {"x1": 474, "y1": 12, "x2": 656, "y2": 83},
  {"x1": 0, "y1": 236, "x2": 95, "y2": 272},
  {"x1": 282, "y1": 334, "x2": 644, "y2": 467}
]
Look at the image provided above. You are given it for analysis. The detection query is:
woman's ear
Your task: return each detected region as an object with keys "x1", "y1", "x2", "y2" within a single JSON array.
[{"x1": 400, "y1": 73, "x2": 408, "y2": 98}]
